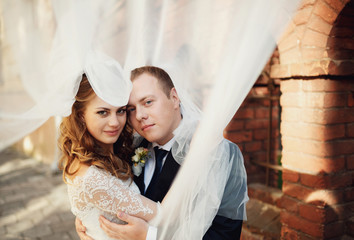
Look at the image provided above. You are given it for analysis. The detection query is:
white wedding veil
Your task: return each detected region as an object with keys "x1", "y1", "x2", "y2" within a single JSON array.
[{"x1": 0, "y1": 0, "x2": 300, "y2": 239}]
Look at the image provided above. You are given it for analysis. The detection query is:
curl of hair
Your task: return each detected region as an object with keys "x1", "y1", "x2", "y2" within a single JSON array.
[{"x1": 58, "y1": 74, "x2": 133, "y2": 183}]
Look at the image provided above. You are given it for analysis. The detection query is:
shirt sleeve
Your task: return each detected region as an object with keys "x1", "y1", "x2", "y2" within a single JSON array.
[{"x1": 146, "y1": 226, "x2": 158, "y2": 240}]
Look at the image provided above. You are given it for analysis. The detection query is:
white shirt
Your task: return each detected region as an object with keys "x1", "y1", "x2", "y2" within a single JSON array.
[
  {"x1": 145, "y1": 137, "x2": 176, "y2": 240},
  {"x1": 143, "y1": 136, "x2": 176, "y2": 192}
]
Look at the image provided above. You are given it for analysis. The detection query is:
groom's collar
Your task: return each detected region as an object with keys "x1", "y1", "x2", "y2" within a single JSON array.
[{"x1": 152, "y1": 136, "x2": 175, "y2": 151}]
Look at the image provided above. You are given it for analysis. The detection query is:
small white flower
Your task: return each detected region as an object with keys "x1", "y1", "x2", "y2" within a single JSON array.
[
  {"x1": 131, "y1": 147, "x2": 150, "y2": 176},
  {"x1": 132, "y1": 155, "x2": 139, "y2": 163}
]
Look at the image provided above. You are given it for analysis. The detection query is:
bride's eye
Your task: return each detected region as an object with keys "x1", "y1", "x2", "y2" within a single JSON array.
[
  {"x1": 97, "y1": 110, "x2": 108, "y2": 116},
  {"x1": 117, "y1": 108, "x2": 126, "y2": 115}
]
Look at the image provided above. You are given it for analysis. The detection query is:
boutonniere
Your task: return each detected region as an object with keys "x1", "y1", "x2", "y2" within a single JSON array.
[{"x1": 132, "y1": 147, "x2": 150, "y2": 176}]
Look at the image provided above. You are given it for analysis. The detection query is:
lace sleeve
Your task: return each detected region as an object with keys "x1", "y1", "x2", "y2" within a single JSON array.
[{"x1": 82, "y1": 166, "x2": 157, "y2": 221}]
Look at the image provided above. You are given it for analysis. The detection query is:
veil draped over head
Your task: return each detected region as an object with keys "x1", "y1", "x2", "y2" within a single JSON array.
[{"x1": 0, "y1": 0, "x2": 300, "y2": 239}]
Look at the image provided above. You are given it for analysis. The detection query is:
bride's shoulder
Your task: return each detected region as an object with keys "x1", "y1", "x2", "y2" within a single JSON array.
[{"x1": 66, "y1": 164, "x2": 92, "y2": 183}]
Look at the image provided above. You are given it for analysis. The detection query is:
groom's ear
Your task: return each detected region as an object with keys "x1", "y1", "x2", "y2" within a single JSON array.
[{"x1": 170, "y1": 87, "x2": 180, "y2": 109}]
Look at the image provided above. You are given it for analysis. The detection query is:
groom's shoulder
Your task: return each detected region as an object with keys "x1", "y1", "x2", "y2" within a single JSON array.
[
  {"x1": 221, "y1": 138, "x2": 243, "y2": 162},
  {"x1": 222, "y1": 138, "x2": 241, "y2": 152}
]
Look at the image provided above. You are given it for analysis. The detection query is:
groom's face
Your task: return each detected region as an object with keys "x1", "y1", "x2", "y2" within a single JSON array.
[{"x1": 127, "y1": 73, "x2": 181, "y2": 145}]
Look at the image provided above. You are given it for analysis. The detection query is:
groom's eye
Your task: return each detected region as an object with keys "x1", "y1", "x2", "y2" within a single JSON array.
[
  {"x1": 145, "y1": 100, "x2": 152, "y2": 105},
  {"x1": 127, "y1": 107, "x2": 135, "y2": 113}
]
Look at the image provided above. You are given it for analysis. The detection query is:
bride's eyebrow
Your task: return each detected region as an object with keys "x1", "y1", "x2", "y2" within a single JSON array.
[{"x1": 95, "y1": 107, "x2": 110, "y2": 110}]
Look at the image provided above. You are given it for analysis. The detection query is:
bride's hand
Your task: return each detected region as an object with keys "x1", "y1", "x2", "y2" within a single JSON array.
[
  {"x1": 99, "y1": 212, "x2": 148, "y2": 240},
  {"x1": 75, "y1": 217, "x2": 94, "y2": 240}
]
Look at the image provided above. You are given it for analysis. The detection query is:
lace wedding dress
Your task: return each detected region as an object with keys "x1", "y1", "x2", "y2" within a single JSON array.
[{"x1": 66, "y1": 165, "x2": 155, "y2": 240}]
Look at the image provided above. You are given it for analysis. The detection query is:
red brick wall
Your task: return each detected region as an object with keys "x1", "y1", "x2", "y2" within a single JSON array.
[
  {"x1": 224, "y1": 57, "x2": 282, "y2": 188},
  {"x1": 271, "y1": 0, "x2": 354, "y2": 238}
]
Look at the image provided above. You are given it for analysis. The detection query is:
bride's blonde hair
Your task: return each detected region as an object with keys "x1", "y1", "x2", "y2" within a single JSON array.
[{"x1": 58, "y1": 74, "x2": 133, "y2": 182}]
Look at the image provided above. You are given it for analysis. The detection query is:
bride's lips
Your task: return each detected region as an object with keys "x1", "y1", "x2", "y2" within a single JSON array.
[
  {"x1": 104, "y1": 130, "x2": 119, "y2": 136},
  {"x1": 142, "y1": 124, "x2": 154, "y2": 131}
]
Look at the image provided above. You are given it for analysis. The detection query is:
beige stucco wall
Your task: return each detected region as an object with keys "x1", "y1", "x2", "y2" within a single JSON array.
[{"x1": 13, "y1": 117, "x2": 60, "y2": 165}]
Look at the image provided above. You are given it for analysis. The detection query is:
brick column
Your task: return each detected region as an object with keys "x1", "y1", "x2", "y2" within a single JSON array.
[
  {"x1": 270, "y1": 0, "x2": 354, "y2": 238},
  {"x1": 280, "y1": 79, "x2": 354, "y2": 239}
]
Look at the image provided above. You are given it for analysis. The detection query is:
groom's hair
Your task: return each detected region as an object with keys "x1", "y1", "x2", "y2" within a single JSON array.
[{"x1": 131, "y1": 66, "x2": 175, "y2": 98}]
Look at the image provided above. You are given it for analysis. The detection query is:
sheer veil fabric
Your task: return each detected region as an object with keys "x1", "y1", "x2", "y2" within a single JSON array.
[{"x1": 0, "y1": 0, "x2": 300, "y2": 239}]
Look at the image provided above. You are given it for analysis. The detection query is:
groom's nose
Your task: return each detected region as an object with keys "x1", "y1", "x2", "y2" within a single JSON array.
[{"x1": 135, "y1": 106, "x2": 148, "y2": 121}]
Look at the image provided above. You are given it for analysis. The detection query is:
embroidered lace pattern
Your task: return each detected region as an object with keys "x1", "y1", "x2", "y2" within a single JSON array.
[{"x1": 66, "y1": 165, "x2": 154, "y2": 238}]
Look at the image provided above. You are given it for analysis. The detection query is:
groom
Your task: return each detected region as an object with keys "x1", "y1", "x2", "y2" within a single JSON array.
[{"x1": 76, "y1": 66, "x2": 247, "y2": 239}]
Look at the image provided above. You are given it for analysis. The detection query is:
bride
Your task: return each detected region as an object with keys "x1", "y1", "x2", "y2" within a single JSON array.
[{"x1": 59, "y1": 52, "x2": 158, "y2": 240}]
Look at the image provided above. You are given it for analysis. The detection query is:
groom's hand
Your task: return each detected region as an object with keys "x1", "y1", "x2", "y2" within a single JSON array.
[
  {"x1": 99, "y1": 212, "x2": 148, "y2": 240},
  {"x1": 75, "y1": 217, "x2": 93, "y2": 240}
]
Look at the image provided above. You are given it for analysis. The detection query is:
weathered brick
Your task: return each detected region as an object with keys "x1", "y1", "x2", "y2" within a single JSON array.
[
  {"x1": 293, "y1": 7, "x2": 313, "y2": 25},
  {"x1": 323, "y1": 0, "x2": 346, "y2": 13},
  {"x1": 270, "y1": 64, "x2": 290, "y2": 79},
  {"x1": 281, "y1": 211, "x2": 324, "y2": 238},
  {"x1": 313, "y1": 0, "x2": 338, "y2": 24},
  {"x1": 300, "y1": 172, "x2": 352, "y2": 189},
  {"x1": 224, "y1": 130, "x2": 253, "y2": 143},
  {"x1": 347, "y1": 154, "x2": 354, "y2": 170},
  {"x1": 282, "y1": 169, "x2": 300, "y2": 183},
  {"x1": 245, "y1": 141, "x2": 262, "y2": 152},
  {"x1": 327, "y1": 37, "x2": 354, "y2": 50},
  {"x1": 282, "y1": 137, "x2": 354, "y2": 158},
  {"x1": 245, "y1": 119, "x2": 268, "y2": 130},
  {"x1": 278, "y1": 32, "x2": 299, "y2": 52},
  {"x1": 299, "y1": 0, "x2": 317, "y2": 9},
  {"x1": 301, "y1": 47, "x2": 327, "y2": 61},
  {"x1": 255, "y1": 107, "x2": 269, "y2": 118},
  {"x1": 294, "y1": 108, "x2": 354, "y2": 124},
  {"x1": 345, "y1": 187, "x2": 354, "y2": 202},
  {"x1": 299, "y1": 203, "x2": 326, "y2": 222},
  {"x1": 346, "y1": 217, "x2": 354, "y2": 237},
  {"x1": 280, "y1": 195, "x2": 299, "y2": 213},
  {"x1": 280, "y1": 79, "x2": 302, "y2": 93},
  {"x1": 328, "y1": 60, "x2": 354, "y2": 76},
  {"x1": 302, "y1": 29, "x2": 328, "y2": 48},
  {"x1": 234, "y1": 108, "x2": 254, "y2": 119},
  {"x1": 282, "y1": 151, "x2": 346, "y2": 174},
  {"x1": 225, "y1": 119, "x2": 244, "y2": 131},
  {"x1": 324, "y1": 220, "x2": 345, "y2": 238},
  {"x1": 282, "y1": 182, "x2": 313, "y2": 201},
  {"x1": 281, "y1": 107, "x2": 302, "y2": 122},
  {"x1": 308, "y1": 15, "x2": 333, "y2": 35},
  {"x1": 281, "y1": 122, "x2": 345, "y2": 141},
  {"x1": 281, "y1": 225, "x2": 300, "y2": 239},
  {"x1": 302, "y1": 79, "x2": 353, "y2": 92},
  {"x1": 348, "y1": 91, "x2": 354, "y2": 107},
  {"x1": 253, "y1": 129, "x2": 267, "y2": 140}
]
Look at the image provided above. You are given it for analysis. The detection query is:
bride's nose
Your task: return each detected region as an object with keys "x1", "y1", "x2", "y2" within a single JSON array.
[{"x1": 108, "y1": 115, "x2": 120, "y2": 127}]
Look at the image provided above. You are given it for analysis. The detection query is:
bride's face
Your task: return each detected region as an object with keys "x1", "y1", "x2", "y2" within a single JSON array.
[{"x1": 83, "y1": 95, "x2": 127, "y2": 150}]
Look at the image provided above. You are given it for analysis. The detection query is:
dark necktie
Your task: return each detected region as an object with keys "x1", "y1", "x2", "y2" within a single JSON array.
[
  {"x1": 145, "y1": 147, "x2": 168, "y2": 196},
  {"x1": 153, "y1": 146, "x2": 168, "y2": 176}
]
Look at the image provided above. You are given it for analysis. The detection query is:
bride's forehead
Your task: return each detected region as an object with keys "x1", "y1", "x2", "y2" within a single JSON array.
[{"x1": 87, "y1": 95, "x2": 124, "y2": 110}]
